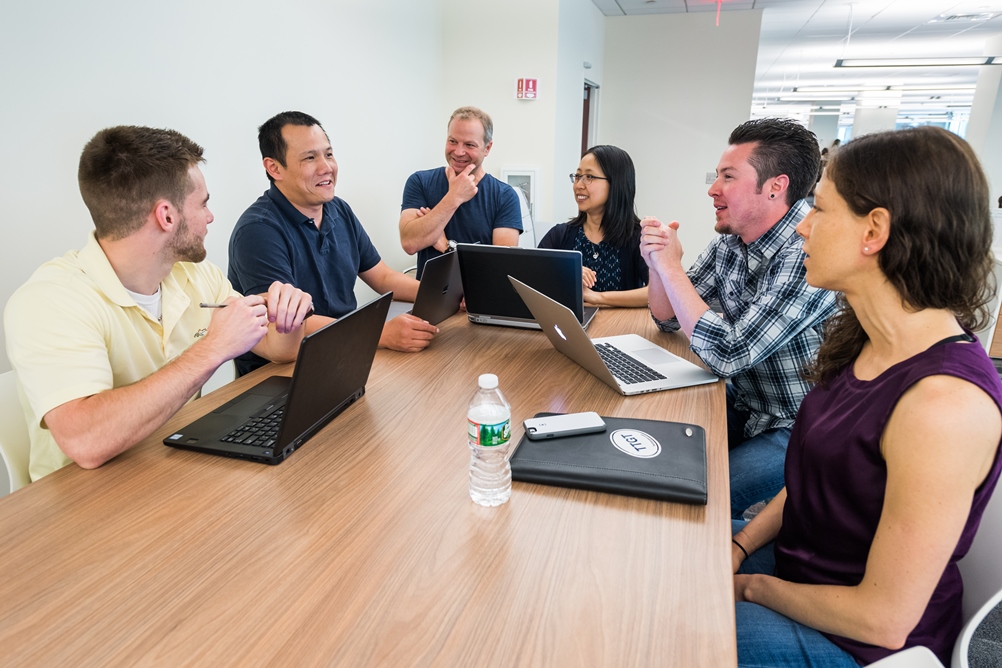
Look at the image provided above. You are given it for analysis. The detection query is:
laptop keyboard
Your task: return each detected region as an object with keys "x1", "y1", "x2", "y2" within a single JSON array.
[
  {"x1": 595, "y1": 343, "x2": 667, "y2": 385},
  {"x1": 221, "y1": 407, "x2": 284, "y2": 448}
]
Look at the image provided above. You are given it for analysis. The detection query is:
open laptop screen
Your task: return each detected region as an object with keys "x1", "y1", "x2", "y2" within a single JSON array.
[{"x1": 457, "y1": 245, "x2": 584, "y2": 322}]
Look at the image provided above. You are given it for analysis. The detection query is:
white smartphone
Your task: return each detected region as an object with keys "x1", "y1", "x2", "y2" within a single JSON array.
[{"x1": 523, "y1": 412, "x2": 607, "y2": 440}]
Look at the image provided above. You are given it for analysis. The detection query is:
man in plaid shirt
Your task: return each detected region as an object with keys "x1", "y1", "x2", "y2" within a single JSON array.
[{"x1": 640, "y1": 119, "x2": 837, "y2": 519}]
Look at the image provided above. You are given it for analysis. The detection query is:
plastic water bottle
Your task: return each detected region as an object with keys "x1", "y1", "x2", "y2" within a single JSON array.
[{"x1": 467, "y1": 373, "x2": 512, "y2": 507}]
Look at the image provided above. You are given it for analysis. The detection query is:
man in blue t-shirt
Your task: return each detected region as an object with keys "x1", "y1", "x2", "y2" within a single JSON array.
[
  {"x1": 399, "y1": 106, "x2": 522, "y2": 277},
  {"x1": 229, "y1": 111, "x2": 439, "y2": 376}
]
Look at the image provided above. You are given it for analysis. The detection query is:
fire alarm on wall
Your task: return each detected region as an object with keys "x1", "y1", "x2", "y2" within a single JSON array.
[{"x1": 516, "y1": 78, "x2": 538, "y2": 100}]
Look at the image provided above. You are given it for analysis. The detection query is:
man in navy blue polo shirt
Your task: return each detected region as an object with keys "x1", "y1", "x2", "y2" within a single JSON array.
[
  {"x1": 229, "y1": 111, "x2": 439, "y2": 376},
  {"x1": 399, "y1": 106, "x2": 522, "y2": 278}
]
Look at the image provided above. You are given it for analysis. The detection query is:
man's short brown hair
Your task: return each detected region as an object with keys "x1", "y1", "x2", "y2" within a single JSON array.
[
  {"x1": 78, "y1": 126, "x2": 205, "y2": 240},
  {"x1": 448, "y1": 106, "x2": 493, "y2": 145}
]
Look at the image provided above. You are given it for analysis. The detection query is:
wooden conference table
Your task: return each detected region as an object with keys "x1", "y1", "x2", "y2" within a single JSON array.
[{"x1": 0, "y1": 306, "x2": 735, "y2": 667}]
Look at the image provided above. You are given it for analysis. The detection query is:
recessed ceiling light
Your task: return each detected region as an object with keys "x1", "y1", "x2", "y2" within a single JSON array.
[
  {"x1": 928, "y1": 13, "x2": 997, "y2": 23},
  {"x1": 835, "y1": 57, "x2": 1001, "y2": 67},
  {"x1": 794, "y1": 85, "x2": 976, "y2": 93}
]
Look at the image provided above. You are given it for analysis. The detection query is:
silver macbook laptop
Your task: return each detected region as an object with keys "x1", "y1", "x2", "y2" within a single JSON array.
[
  {"x1": 385, "y1": 251, "x2": 463, "y2": 324},
  {"x1": 457, "y1": 244, "x2": 598, "y2": 330},
  {"x1": 164, "y1": 293, "x2": 392, "y2": 464},
  {"x1": 509, "y1": 276, "x2": 718, "y2": 395}
]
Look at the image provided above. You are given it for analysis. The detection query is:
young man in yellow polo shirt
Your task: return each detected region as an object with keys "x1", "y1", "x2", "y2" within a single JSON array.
[{"x1": 4, "y1": 126, "x2": 314, "y2": 481}]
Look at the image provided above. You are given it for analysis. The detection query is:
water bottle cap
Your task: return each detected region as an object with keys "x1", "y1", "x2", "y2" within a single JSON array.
[{"x1": 478, "y1": 373, "x2": 498, "y2": 389}]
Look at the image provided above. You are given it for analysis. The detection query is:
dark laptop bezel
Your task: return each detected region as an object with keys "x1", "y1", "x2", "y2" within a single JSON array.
[
  {"x1": 163, "y1": 292, "x2": 392, "y2": 465},
  {"x1": 457, "y1": 244, "x2": 588, "y2": 327},
  {"x1": 410, "y1": 251, "x2": 464, "y2": 325}
]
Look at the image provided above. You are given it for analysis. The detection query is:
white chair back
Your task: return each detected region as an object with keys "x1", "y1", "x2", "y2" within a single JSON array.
[
  {"x1": 0, "y1": 370, "x2": 31, "y2": 495},
  {"x1": 868, "y1": 646, "x2": 944, "y2": 667},
  {"x1": 952, "y1": 588, "x2": 1002, "y2": 668},
  {"x1": 960, "y1": 479, "x2": 1002, "y2": 620},
  {"x1": 512, "y1": 185, "x2": 536, "y2": 249}
]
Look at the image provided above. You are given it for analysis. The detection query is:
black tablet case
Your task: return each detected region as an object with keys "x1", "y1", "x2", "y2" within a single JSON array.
[{"x1": 510, "y1": 413, "x2": 707, "y2": 505}]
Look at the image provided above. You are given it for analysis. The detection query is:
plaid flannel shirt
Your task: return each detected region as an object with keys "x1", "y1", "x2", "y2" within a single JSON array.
[{"x1": 654, "y1": 200, "x2": 838, "y2": 438}]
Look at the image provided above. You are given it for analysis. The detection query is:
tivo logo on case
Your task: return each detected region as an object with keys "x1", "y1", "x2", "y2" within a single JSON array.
[{"x1": 610, "y1": 429, "x2": 661, "y2": 459}]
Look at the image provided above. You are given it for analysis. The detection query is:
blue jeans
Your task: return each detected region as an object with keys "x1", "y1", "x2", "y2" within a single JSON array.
[
  {"x1": 732, "y1": 520, "x2": 858, "y2": 668},
  {"x1": 728, "y1": 385, "x2": 790, "y2": 519}
]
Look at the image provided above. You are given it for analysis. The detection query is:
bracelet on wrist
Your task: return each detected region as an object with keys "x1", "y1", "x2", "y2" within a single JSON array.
[{"x1": 732, "y1": 537, "x2": 750, "y2": 561}]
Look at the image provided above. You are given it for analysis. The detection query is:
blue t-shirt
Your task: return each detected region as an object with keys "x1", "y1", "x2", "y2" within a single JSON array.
[
  {"x1": 401, "y1": 168, "x2": 522, "y2": 277},
  {"x1": 228, "y1": 184, "x2": 381, "y2": 375}
]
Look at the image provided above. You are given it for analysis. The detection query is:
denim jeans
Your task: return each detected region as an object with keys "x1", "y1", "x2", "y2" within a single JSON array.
[
  {"x1": 732, "y1": 520, "x2": 859, "y2": 668},
  {"x1": 727, "y1": 386, "x2": 791, "y2": 519}
]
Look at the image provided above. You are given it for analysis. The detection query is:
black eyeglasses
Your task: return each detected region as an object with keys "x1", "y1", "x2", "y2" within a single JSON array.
[{"x1": 569, "y1": 173, "x2": 609, "y2": 185}]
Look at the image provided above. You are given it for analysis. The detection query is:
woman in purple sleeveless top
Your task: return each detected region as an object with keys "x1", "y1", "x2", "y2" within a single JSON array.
[{"x1": 730, "y1": 126, "x2": 1002, "y2": 667}]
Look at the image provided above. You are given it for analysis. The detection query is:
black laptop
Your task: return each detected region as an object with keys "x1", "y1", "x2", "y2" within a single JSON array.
[
  {"x1": 457, "y1": 244, "x2": 598, "y2": 329},
  {"x1": 385, "y1": 251, "x2": 463, "y2": 325},
  {"x1": 164, "y1": 292, "x2": 392, "y2": 464}
]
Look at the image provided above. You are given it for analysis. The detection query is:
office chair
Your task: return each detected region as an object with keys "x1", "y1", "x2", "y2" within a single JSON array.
[
  {"x1": 953, "y1": 587, "x2": 1002, "y2": 668},
  {"x1": 868, "y1": 646, "x2": 944, "y2": 667},
  {"x1": 512, "y1": 184, "x2": 536, "y2": 248},
  {"x1": 0, "y1": 371, "x2": 31, "y2": 496},
  {"x1": 860, "y1": 468, "x2": 1002, "y2": 668},
  {"x1": 952, "y1": 480, "x2": 1002, "y2": 668}
]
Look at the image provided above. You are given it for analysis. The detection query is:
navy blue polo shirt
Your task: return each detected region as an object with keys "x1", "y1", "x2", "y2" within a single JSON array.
[
  {"x1": 228, "y1": 183, "x2": 381, "y2": 375},
  {"x1": 401, "y1": 168, "x2": 521, "y2": 277}
]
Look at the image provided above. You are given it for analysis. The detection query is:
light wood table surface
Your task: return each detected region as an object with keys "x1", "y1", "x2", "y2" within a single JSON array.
[
  {"x1": 0, "y1": 306, "x2": 735, "y2": 667},
  {"x1": 990, "y1": 312, "x2": 1002, "y2": 359}
]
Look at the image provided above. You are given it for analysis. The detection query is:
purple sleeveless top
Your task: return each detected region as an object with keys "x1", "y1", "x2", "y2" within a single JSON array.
[{"x1": 774, "y1": 338, "x2": 1002, "y2": 665}]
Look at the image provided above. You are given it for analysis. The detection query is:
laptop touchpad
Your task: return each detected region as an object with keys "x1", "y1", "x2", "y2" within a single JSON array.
[
  {"x1": 632, "y1": 347, "x2": 678, "y2": 366},
  {"x1": 215, "y1": 394, "x2": 275, "y2": 417}
]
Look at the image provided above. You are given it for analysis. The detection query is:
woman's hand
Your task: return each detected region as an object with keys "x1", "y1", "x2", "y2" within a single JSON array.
[
  {"x1": 734, "y1": 574, "x2": 753, "y2": 602},
  {"x1": 583, "y1": 286, "x2": 602, "y2": 306}
]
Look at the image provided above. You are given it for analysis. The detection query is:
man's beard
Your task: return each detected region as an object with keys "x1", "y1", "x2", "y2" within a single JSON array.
[{"x1": 167, "y1": 214, "x2": 206, "y2": 263}]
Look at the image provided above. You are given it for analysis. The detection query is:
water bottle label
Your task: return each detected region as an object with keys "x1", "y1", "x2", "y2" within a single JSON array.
[{"x1": 468, "y1": 418, "x2": 511, "y2": 447}]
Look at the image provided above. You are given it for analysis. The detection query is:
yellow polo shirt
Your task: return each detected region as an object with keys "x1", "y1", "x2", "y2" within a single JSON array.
[{"x1": 4, "y1": 232, "x2": 237, "y2": 481}]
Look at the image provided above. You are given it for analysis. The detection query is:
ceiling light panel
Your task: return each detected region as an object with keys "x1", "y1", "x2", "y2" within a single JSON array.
[
  {"x1": 685, "y1": 1, "x2": 755, "y2": 12},
  {"x1": 835, "y1": 56, "x2": 1000, "y2": 67},
  {"x1": 610, "y1": 0, "x2": 686, "y2": 14}
]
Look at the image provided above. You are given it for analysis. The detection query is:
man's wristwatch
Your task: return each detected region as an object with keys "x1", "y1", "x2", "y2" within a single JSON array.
[{"x1": 445, "y1": 239, "x2": 458, "y2": 252}]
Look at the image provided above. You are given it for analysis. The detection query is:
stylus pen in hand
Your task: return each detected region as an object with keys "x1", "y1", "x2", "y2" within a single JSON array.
[{"x1": 200, "y1": 303, "x2": 315, "y2": 318}]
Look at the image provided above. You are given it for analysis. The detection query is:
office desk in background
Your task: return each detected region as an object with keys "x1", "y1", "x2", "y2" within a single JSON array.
[{"x1": 0, "y1": 307, "x2": 734, "y2": 667}]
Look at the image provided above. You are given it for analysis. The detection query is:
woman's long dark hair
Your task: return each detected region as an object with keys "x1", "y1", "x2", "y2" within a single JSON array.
[
  {"x1": 805, "y1": 126, "x2": 995, "y2": 385},
  {"x1": 567, "y1": 145, "x2": 641, "y2": 248}
]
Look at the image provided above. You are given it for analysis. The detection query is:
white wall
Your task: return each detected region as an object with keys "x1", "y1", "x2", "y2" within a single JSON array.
[
  {"x1": 851, "y1": 106, "x2": 900, "y2": 138},
  {"x1": 550, "y1": 0, "x2": 608, "y2": 233},
  {"x1": 435, "y1": 0, "x2": 606, "y2": 245},
  {"x1": 600, "y1": 11, "x2": 763, "y2": 265},
  {"x1": 0, "y1": 0, "x2": 445, "y2": 374},
  {"x1": 1, "y1": 3, "x2": 768, "y2": 377},
  {"x1": 968, "y1": 34, "x2": 1002, "y2": 211},
  {"x1": 438, "y1": 0, "x2": 561, "y2": 231},
  {"x1": 808, "y1": 114, "x2": 839, "y2": 152}
]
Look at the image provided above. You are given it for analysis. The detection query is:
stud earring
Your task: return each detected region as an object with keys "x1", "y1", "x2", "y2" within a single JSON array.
[
  {"x1": 769, "y1": 194, "x2": 776, "y2": 199},
  {"x1": 864, "y1": 246, "x2": 870, "y2": 253}
]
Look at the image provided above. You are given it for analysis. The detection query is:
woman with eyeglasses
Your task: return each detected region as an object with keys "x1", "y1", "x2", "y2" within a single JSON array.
[
  {"x1": 731, "y1": 126, "x2": 1002, "y2": 667},
  {"x1": 538, "y1": 145, "x2": 648, "y2": 307}
]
